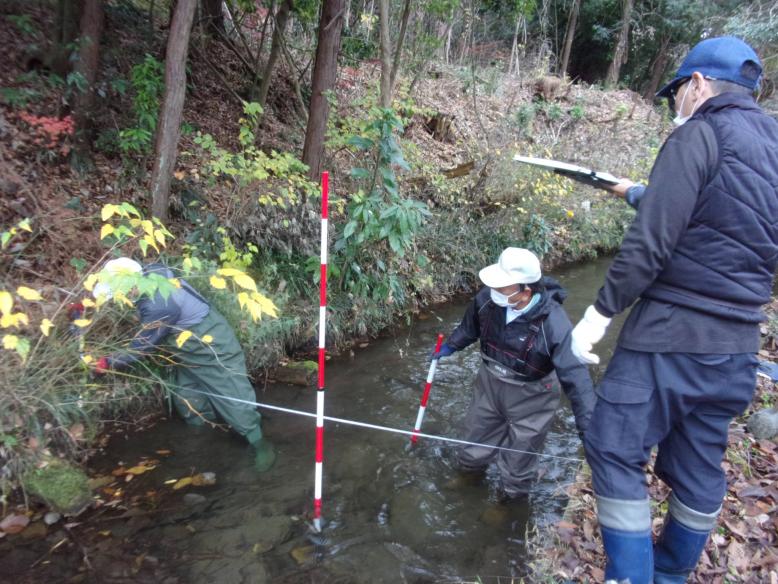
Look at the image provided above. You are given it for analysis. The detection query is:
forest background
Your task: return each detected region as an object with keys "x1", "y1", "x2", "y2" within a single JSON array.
[{"x1": 0, "y1": 0, "x2": 776, "y2": 578}]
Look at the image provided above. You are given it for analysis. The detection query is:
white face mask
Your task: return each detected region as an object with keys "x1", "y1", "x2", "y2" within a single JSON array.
[
  {"x1": 673, "y1": 81, "x2": 701, "y2": 127},
  {"x1": 490, "y1": 288, "x2": 521, "y2": 307}
]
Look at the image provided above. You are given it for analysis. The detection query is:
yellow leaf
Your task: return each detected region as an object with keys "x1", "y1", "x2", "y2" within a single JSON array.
[
  {"x1": 176, "y1": 330, "x2": 193, "y2": 348},
  {"x1": 73, "y1": 319, "x2": 92, "y2": 328},
  {"x1": 18, "y1": 218, "x2": 32, "y2": 232},
  {"x1": 153, "y1": 229, "x2": 166, "y2": 246},
  {"x1": 164, "y1": 479, "x2": 177, "y2": 484},
  {"x1": 202, "y1": 335, "x2": 213, "y2": 344},
  {"x1": 113, "y1": 291, "x2": 134, "y2": 308},
  {"x1": 81, "y1": 354, "x2": 94, "y2": 365},
  {"x1": 125, "y1": 465, "x2": 157, "y2": 476},
  {"x1": 237, "y1": 292, "x2": 249, "y2": 310},
  {"x1": 183, "y1": 257, "x2": 193, "y2": 271},
  {"x1": 40, "y1": 318, "x2": 53, "y2": 337},
  {"x1": 83, "y1": 274, "x2": 99, "y2": 292},
  {"x1": 232, "y1": 273, "x2": 257, "y2": 292},
  {"x1": 2, "y1": 334, "x2": 19, "y2": 350},
  {"x1": 0, "y1": 291, "x2": 13, "y2": 315},
  {"x1": 100, "y1": 224, "x2": 115, "y2": 240},
  {"x1": 251, "y1": 292, "x2": 278, "y2": 318},
  {"x1": 168, "y1": 278, "x2": 181, "y2": 288},
  {"x1": 16, "y1": 286, "x2": 42, "y2": 301},
  {"x1": 82, "y1": 298, "x2": 96, "y2": 308},
  {"x1": 1, "y1": 312, "x2": 28, "y2": 329},
  {"x1": 209, "y1": 276, "x2": 227, "y2": 290},
  {"x1": 129, "y1": 218, "x2": 142, "y2": 228},
  {"x1": 143, "y1": 234, "x2": 159, "y2": 252},
  {"x1": 216, "y1": 268, "x2": 242, "y2": 278},
  {"x1": 141, "y1": 220, "x2": 154, "y2": 236},
  {"x1": 172, "y1": 477, "x2": 193, "y2": 490},
  {"x1": 101, "y1": 204, "x2": 119, "y2": 222}
]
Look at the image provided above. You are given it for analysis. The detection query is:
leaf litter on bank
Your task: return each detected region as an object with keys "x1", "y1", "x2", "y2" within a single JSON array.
[{"x1": 529, "y1": 374, "x2": 778, "y2": 583}]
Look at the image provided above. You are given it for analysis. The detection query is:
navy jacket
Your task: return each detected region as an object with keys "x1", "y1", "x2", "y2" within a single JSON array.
[
  {"x1": 448, "y1": 277, "x2": 595, "y2": 431},
  {"x1": 596, "y1": 93, "x2": 778, "y2": 328},
  {"x1": 108, "y1": 264, "x2": 210, "y2": 369}
]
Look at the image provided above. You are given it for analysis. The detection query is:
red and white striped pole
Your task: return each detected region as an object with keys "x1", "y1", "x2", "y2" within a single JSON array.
[
  {"x1": 313, "y1": 171, "x2": 329, "y2": 532},
  {"x1": 411, "y1": 333, "x2": 444, "y2": 444}
]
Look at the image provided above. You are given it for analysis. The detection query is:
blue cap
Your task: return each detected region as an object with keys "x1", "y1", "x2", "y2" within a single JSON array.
[{"x1": 656, "y1": 36, "x2": 762, "y2": 98}]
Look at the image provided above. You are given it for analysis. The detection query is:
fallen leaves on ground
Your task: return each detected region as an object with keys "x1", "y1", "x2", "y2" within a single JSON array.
[{"x1": 529, "y1": 376, "x2": 778, "y2": 583}]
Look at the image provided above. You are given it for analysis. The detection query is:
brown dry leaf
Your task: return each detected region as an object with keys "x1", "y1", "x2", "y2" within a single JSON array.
[
  {"x1": 155, "y1": 449, "x2": 172, "y2": 456},
  {"x1": 0, "y1": 513, "x2": 30, "y2": 534},
  {"x1": 173, "y1": 171, "x2": 185, "y2": 180},
  {"x1": 111, "y1": 466, "x2": 127, "y2": 477},
  {"x1": 68, "y1": 423, "x2": 85, "y2": 441},
  {"x1": 727, "y1": 540, "x2": 750, "y2": 573}
]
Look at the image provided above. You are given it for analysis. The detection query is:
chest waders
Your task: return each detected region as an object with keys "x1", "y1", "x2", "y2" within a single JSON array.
[{"x1": 168, "y1": 307, "x2": 262, "y2": 444}]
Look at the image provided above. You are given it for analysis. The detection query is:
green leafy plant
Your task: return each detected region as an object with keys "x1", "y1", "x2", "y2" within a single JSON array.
[
  {"x1": 333, "y1": 108, "x2": 429, "y2": 299},
  {"x1": 119, "y1": 55, "x2": 164, "y2": 156}
]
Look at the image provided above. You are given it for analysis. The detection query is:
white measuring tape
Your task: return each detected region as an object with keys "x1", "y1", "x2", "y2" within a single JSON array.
[{"x1": 171, "y1": 386, "x2": 586, "y2": 464}]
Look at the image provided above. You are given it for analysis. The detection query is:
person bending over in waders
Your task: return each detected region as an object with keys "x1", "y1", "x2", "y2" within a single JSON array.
[
  {"x1": 434, "y1": 248, "x2": 595, "y2": 499},
  {"x1": 570, "y1": 37, "x2": 778, "y2": 584},
  {"x1": 91, "y1": 257, "x2": 276, "y2": 472}
]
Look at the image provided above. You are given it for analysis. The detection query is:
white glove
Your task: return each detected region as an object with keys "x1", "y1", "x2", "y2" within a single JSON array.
[{"x1": 571, "y1": 305, "x2": 612, "y2": 365}]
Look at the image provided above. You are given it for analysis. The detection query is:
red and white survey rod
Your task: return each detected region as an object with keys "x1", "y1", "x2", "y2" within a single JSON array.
[
  {"x1": 410, "y1": 333, "x2": 445, "y2": 444},
  {"x1": 313, "y1": 171, "x2": 328, "y2": 532}
]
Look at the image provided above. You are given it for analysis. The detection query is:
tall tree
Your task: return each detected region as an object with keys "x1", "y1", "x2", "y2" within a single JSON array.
[
  {"x1": 606, "y1": 0, "x2": 633, "y2": 86},
  {"x1": 150, "y1": 0, "x2": 197, "y2": 220},
  {"x1": 559, "y1": 0, "x2": 580, "y2": 77},
  {"x1": 302, "y1": 0, "x2": 346, "y2": 181},
  {"x1": 72, "y1": 0, "x2": 104, "y2": 166},
  {"x1": 257, "y1": 0, "x2": 294, "y2": 107},
  {"x1": 378, "y1": 0, "x2": 392, "y2": 107}
]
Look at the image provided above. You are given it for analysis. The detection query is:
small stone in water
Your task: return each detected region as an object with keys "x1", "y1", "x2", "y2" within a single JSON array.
[
  {"x1": 44, "y1": 512, "x2": 61, "y2": 525},
  {"x1": 290, "y1": 545, "x2": 315, "y2": 565},
  {"x1": 183, "y1": 493, "x2": 207, "y2": 506}
]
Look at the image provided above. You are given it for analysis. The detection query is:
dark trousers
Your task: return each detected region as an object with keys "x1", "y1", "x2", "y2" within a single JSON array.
[
  {"x1": 458, "y1": 364, "x2": 560, "y2": 496},
  {"x1": 584, "y1": 348, "x2": 757, "y2": 513}
]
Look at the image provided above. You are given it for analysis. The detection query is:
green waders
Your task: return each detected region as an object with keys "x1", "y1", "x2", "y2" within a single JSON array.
[{"x1": 170, "y1": 308, "x2": 263, "y2": 445}]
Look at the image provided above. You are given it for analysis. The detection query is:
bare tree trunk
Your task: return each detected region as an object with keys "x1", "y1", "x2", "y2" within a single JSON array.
[
  {"x1": 258, "y1": 0, "x2": 293, "y2": 107},
  {"x1": 378, "y1": 0, "x2": 392, "y2": 107},
  {"x1": 559, "y1": 0, "x2": 579, "y2": 77},
  {"x1": 57, "y1": 0, "x2": 81, "y2": 47},
  {"x1": 643, "y1": 35, "x2": 671, "y2": 100},
  {"x1": 72, "y1": 0, "x2": 104, "y2": 165},
  {"x1": 202, "y1": 0, "x2": 224, "y2": 37},
  {"x1": 302, "y1": 0, "x2": 345, "y2": 182},
  {"x1": 389, "y1": 0, "x2": 411, "y2": 96},
  {"x1": 606, "y1": 0, "x2": 633, "y2": 87},
  {"x1": 509, "y1": 13, "x2": 520, "y2": 75},
  {"x1": 150, "y1": 0, "x2": 196, "y2": 221}
]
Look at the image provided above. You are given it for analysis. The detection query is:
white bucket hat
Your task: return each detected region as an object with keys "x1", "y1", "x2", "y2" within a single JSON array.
[
  {"x1": 92, "y1": 257, "x2": 143, "y2": 300},
  {"x1": 479, "y1": 248, "x2": 541, "y2": 288}
]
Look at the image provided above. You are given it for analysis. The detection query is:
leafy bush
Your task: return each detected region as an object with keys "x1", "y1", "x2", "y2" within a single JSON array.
[
  {"x1": 0, "y1": 202, "x2": 278, "y2": 500},
  {"x1": 119, "y1": 54, "x2": 164, "y2": 156}
]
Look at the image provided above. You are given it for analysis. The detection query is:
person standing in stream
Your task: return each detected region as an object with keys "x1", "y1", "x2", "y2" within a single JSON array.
[
  {"x1": 435, "y1": 247, "x2": 595, "y2": 499},
  {"x1": 91, "y1": 257, "x2": 276, "y2": 472}
]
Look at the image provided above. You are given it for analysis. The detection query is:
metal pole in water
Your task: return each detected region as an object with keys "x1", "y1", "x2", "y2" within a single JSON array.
[
  {"x1": 410, "y1": 333, "x2": 444, "y2": 444},
  {"x1": 313, "y1": 171, "x2": 329, "y2": 532}
]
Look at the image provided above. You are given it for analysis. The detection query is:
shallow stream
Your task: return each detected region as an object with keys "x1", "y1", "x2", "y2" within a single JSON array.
[{"x1": 81, "y1": 257, "x2": 626, "y2": 583}]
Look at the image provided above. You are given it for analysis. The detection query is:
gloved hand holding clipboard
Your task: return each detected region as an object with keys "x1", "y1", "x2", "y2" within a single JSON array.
[{"x1": 513, "y1": 155, "x2": 621, "y2": 191}]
